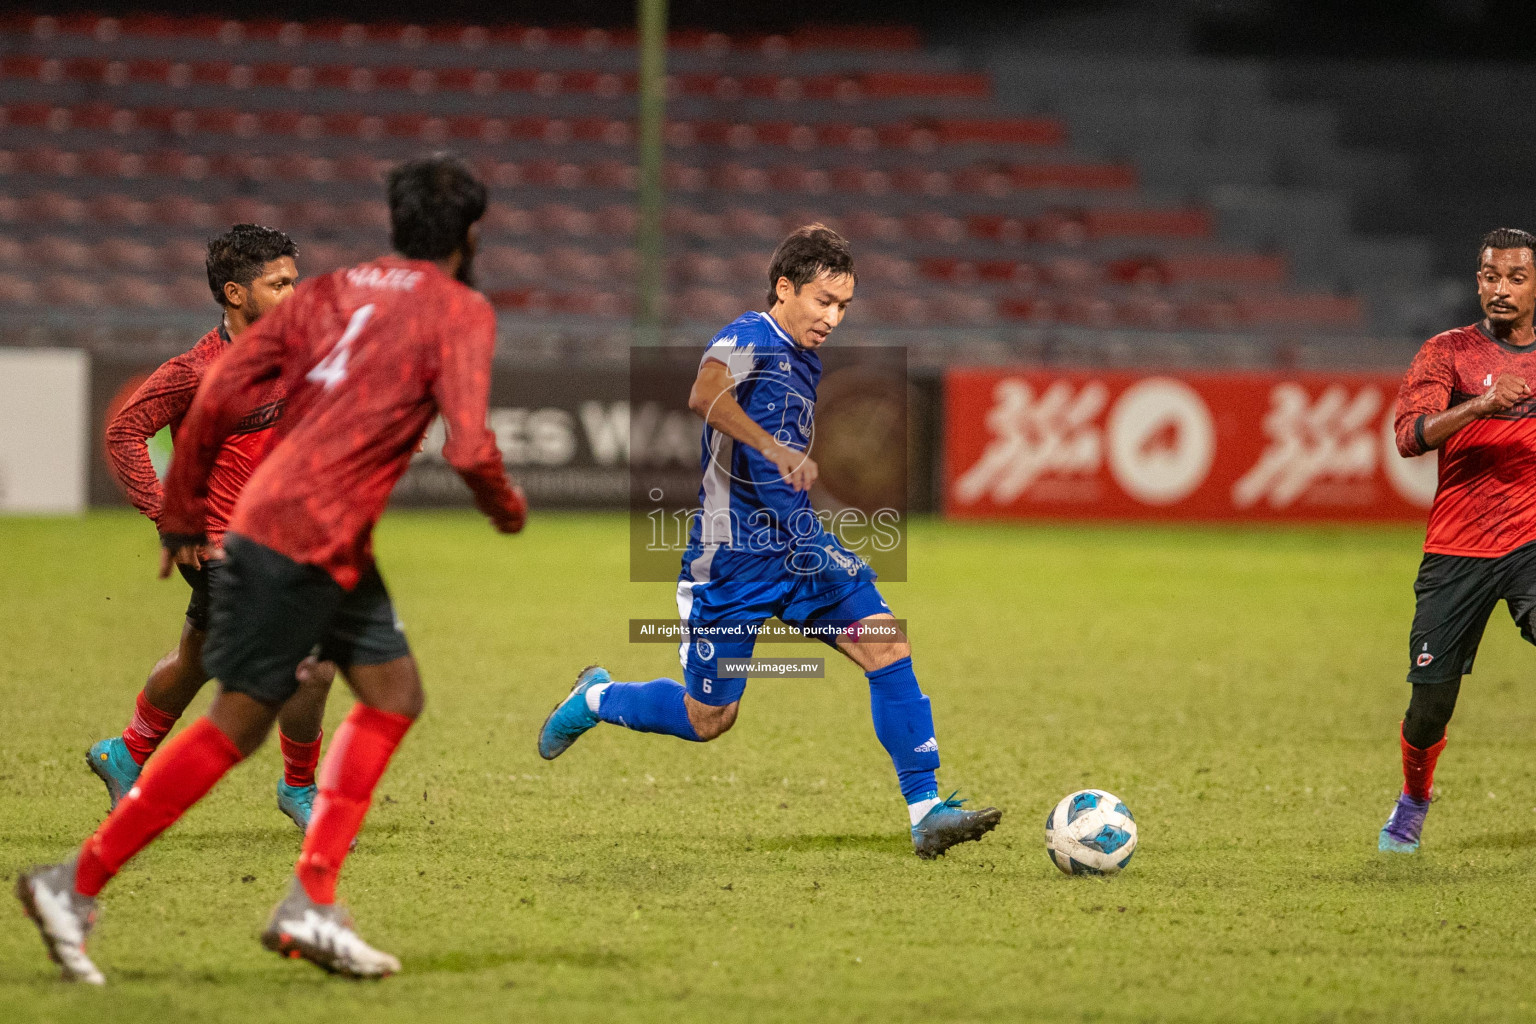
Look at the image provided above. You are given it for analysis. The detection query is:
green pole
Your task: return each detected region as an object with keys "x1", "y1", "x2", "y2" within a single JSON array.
[{"x1": 635, "y1": 0, "x2": 668, "y2": 346}]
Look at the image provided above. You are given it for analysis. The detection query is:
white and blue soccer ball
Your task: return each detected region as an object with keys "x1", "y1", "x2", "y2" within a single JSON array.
[{"x1": 1044, "y1": 789, "x2": 1137, "y2": 876}]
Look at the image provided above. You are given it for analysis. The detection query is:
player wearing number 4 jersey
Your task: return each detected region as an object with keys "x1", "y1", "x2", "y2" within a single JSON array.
[
  {"x1": 1380, "y1": 228, "x2": 1536, "y2": 853},
  {"x1": 539, "y1": 224, "x2": 1002, "y2": 859},
  {"x1": 17, "y1": 155, "x2": 526, "y2": 984}
]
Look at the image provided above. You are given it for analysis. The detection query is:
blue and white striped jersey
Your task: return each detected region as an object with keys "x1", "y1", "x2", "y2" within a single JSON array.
[{"x1": 686, "y1": 310, "x2": 824, "y2": 556}]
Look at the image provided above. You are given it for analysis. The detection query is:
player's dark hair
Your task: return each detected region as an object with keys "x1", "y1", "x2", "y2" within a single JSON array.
[
  {"x1": 387, "y1": 153, "x2": 487, "y2": 262},
  {"x1": 1479, "y1": 227, "x2": 1536, "y2": 264},
  {"x1": 205, "y1": 224, "x2": 298, "y2": 307},
  {"x1": 766, "y1": 223, "x2": 856, "y2": 307}
]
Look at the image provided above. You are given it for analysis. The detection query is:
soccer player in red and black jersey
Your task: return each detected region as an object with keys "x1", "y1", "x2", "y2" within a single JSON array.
[
  {"x1": 17, "y1": 156, "x2": 526, "y2": 983},
  {"x1": 1379, "y1": 227, "x2": 1536, "y2": 853},
  {"x1": 94, "y1": 225, "x2": 336, "y2": 832}
]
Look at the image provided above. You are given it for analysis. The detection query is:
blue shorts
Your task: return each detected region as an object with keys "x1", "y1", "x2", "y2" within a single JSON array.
[{"x1": 675, "y1": 544, "x2": 891, "y2": 706}]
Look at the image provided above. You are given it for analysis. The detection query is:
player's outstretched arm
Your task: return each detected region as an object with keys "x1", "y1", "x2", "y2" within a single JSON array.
[
  {"x1": 104, "y1": 357, "x2": 200, "y2": 522},
  {"x1": 689, "y1": 358, "x2": 818, "y2": 492},
  {"x1": 433, "y1": 299, "x2": 525, "y2": 533}
]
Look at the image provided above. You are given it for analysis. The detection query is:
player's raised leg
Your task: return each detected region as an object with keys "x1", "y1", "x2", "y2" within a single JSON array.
[
  {"x1": 539, "y1": 666, "x2": 711, "y2": 758},
  {"x1": 87, "y1": 618, "x2": 208, "y2": 808},
  {"x1": 21, "y1": 691, "x2": 273, "y2": 982},
  {"x1": 539, "y1": 584, "x2": 761, "y2": 757},
  {"x1": 1380, "y1": 681, "x2": 1457, "y2": 853},
  {"x1": 834, "y1": 612, "x2": 1001, "y2": 859}
]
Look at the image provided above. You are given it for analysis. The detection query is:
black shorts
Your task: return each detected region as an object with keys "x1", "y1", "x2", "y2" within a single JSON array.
[
  {"x1": 202, "y1": 533, "x2": 412, "y2": 705},
  {"x1": 177, "y1": 561, "x2": 220, "y2": 632},
  {"x1": 1407, "y1": 541, "x2": 1536, "y2": 684}
]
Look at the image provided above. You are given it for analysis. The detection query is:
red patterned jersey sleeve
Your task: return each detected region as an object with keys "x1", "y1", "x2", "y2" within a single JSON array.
[
  {"x1": 1394, "y1": 332, "x2": 1457, "y2": 458},
  {"x1": 104, "y1": 352, "x2": 202, "y2": 522},
  {"x1": 160, "y1": 305, "x2": 294, "y2": 539},
  {"x1": 434, "y1": 298, "x2": 525, "y2": 532}
]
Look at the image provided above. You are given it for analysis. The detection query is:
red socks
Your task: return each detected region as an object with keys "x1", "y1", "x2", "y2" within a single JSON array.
[
  {"x1": 280, "y1": 730, "x2": 323, "y2": 789},
  {"x1": 122, "y1": 691, "x2": 180, "y2": 766},
  {"x1": 1400, "y1": 722, "x2": 1447, "y2": 802},
  {"x1": 295, "y1": 705, "x2": 413, "y2": 905},
  {"x1": 76, "y1": 717, "x2": 243, "y2": 897}
]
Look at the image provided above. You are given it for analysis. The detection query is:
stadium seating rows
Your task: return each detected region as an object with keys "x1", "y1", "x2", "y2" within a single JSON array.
[
  {"x1": 0, "y1": 55, "x2": 990, "y2": 103},
  {"x1": 0, "y1": 12, "x2": 1369, "y2": 333},
  {"x1": 0, "y1": 267, "x2": 1358, "y2": 329},
  {"x1": 1, "y1": 13, "x2": 923, "y2": 56},
  {"x1": 0, "y1": 143, "x2": 1135, "y2": 197},
  {"x1": 0, "y1": 189, "x2": 1216, "y2": 250},
  {"x1": 0, "y1": 103, "x2": 1066, "y2": 154},
  {"x1": 0, "y1": 233, "x2": 1284, "y2": 291}
]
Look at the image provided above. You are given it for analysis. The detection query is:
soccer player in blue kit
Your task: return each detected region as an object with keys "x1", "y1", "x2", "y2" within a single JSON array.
[{"x1": 539, "y1": 225, "x2": 1002, "y2": 858}]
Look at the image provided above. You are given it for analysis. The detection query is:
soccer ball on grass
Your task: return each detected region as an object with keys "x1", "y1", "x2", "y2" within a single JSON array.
[{"x1": 1044, "y1": 789, "x2": 1137, "y2": 876}]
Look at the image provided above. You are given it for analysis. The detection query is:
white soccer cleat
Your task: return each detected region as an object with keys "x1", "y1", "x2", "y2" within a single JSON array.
[
  {"x1": 15, "y1": 860, "x2": 105, "y2": 985},
  {"x1": 260, "y1": 878, "x2": 400, "y2": 978}
]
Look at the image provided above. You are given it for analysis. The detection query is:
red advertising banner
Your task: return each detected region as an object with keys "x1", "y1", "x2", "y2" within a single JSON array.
[{"x1": 943, "y1": 369, "x2": 1436, "y2": 521}]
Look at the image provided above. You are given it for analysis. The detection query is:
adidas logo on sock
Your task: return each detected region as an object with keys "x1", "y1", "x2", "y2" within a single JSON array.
[{"x1": 914, "y1": 737, "x2": 938, "y2": 753}]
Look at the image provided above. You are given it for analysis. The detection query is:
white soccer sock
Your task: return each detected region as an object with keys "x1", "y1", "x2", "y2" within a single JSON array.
[
  {"x1": 584, "y1": 683, "x2": 610, "y2": 714},
  {"x1": 908, "y1": 796, "x2": 942, "y2": 826}
]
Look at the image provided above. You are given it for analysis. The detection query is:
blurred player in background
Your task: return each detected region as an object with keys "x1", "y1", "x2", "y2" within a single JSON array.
[
  {"x1": 539, "y1": 224, "x2": 1002, "y2": 860},
  {"x1": 17, "y1": 155, "x2": 527, "y2": 983},
  {"x1": 1381, "y1": 227, "x2": 1536, "y2": 853},
  {"x1": 95, "y1": 224, "x2": 335, "y2": 831}
]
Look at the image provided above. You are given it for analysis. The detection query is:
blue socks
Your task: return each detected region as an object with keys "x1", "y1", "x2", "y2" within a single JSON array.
[
  {"x1": 596, "y1": 679, "x2": 702, "y2": 742},
  {"x1": 867, "y1": 657, "x2": 940, "y2": 803}
]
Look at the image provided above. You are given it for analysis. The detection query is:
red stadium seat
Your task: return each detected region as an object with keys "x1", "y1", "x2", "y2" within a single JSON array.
[
  {"x1": 151, "y1": 195, "x2": 216, "y2": 227},
  {"x1": 216, "y1": 197, "x2": 280, "y2": 225},
  {"x1": 1044, "y1": 257, "x2": 1097, "y2": 287},
  {"x1": 167, "y1": 276, "x2": 213, "y2": 309},
  {"x1": 480, "y1": 246, "x2": 545, "y2": 282},
  {"x1": 547, "y1": 246, "x2": 610, "y2": 283},
  {"x1": 23, "y1": 192, "x2": 88, "y2": 224},
  {"x1": 161, "y1": 237, "x2": 210, "y2": 270},
  {"x1": 0, "y1": 273, "x2": 40, "y2": 305},
  {"x1": 483, "y1": 205, "x2": 534, "y2": 234},
  {"x1": 929, "y1": 289, "x2": 995, "y2": 325},
  {"x1": 30, "y1": 235, "x2": 93, "y2": 269},
  {"x1": 1085, "y1": 208, "x2": 1211, "y2": 239},
  {"x1": 102, "y1": 275, "x2": 169, "y2": 308},
  {"x1": 95, "y1": 237, "x2": 158, "y2": 270},
  {"x1": 41, "y1": 274, "x2": 103, "y2": 307},
  {"x1": 87, "y1": 194, "x2": 150, "y2": 226},
  {"x1": 903, "y1": 212, "x2": 963, "y2": 244},
  {"x1": 596, "y1": 205, "x2": 638, "y2": 237},
  {"x1": 536, "y1": 204, "x2": 596, "y2": 237}
]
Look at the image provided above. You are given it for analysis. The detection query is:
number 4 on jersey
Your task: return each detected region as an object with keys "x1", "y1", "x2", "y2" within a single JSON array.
[{"x1": 307, "y1": 304, "x2": 376, "y2": 390}]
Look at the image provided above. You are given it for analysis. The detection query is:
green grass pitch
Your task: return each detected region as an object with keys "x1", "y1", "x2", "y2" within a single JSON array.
[{"x1": 3, "y1": 511, "x2": 1536, "y2": 1022}]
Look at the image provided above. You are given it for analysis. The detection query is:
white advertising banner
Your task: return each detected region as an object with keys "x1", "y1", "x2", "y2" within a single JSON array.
[{"x1": 0, "y1": 349, "x2": 88, "y2": 514}]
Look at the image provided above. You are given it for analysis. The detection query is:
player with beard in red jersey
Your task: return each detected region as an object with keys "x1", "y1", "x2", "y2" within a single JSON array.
[
  {"x1": 1379, "y1": 227, "x2": 1536, "y2": 853},
  {"x1": 93, "y1": 225, "x2": 336, "y2": 832},
  {"x1": 16, "y1": 155, "x2": 526, "y2": 983}
]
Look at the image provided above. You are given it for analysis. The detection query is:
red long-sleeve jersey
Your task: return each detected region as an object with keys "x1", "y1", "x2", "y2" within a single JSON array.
[
  {"x1": 160, "y1": 257, "x2": 524, "y2": 589},
  {"x1": 104, "y1": 324, "x2": 285, "y2": 544},
  {"x1": 1394, "y1": 322, "x2": 1536, "y2": 556}
]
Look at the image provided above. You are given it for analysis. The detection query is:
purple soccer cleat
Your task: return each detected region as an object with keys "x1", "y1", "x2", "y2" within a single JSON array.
[{"x1": 1378, "y1": 792, "x2": 1431, "y2": 853}]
